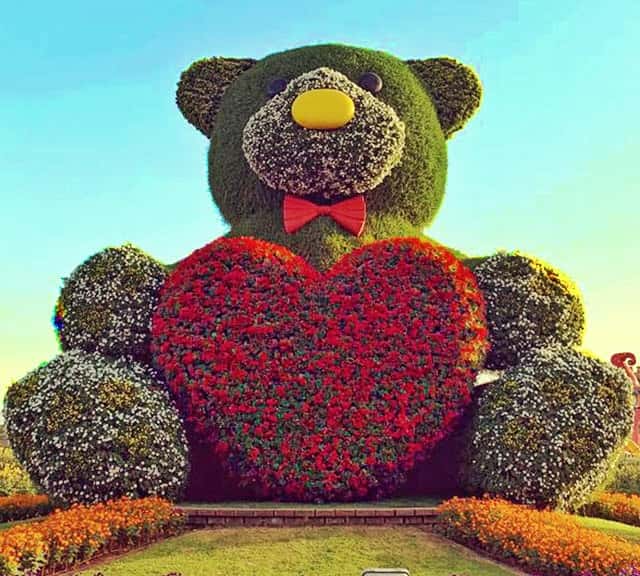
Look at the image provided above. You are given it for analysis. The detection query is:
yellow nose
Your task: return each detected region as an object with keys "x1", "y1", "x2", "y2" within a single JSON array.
[{"x1": 291, "y1": 89, "x2": 355, "y2": 130}]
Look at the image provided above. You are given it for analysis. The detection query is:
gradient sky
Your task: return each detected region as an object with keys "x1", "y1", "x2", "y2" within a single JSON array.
[{"x1": 1, "y1": 0, "x2": 639, "y2": 399}]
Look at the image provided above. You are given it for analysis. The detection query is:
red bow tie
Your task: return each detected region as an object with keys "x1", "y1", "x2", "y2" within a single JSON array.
[{"x1": 283, "y1": 194, "x2": 366, "y2": 237}]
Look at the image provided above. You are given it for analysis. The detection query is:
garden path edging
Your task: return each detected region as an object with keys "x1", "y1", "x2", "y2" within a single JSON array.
[{"x1": 175, "y1": 504, "x2": 439, "y2": 528}]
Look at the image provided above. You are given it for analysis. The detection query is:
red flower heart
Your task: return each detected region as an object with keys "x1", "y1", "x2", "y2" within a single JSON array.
[{"x1": 151, "y1": 237, "x2": 488, "y2": 501}]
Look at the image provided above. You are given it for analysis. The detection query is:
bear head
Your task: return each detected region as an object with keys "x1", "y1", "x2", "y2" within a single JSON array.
[{"x1": 177, "y1": 44, "x2": 481, "y2": 269}]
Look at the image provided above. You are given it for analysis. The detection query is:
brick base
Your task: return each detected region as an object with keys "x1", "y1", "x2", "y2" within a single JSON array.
[{"x1": 176, "y1": 506, "x2": 439, "y2": 529}]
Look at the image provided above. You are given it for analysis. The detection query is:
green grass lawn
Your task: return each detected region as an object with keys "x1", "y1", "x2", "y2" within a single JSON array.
[
  {"x1": 576, "y1": 514, "x2": 640, "y2": 544},
  {"x1": 0, "y1": 517, "x2": 40, "y2": 530},
  {"x1": 178, "y1": 497, "x2": 442, "y2": 509},
  {"x1": 0, "y1": 521, "x2": 16, "y2": 530},
  {"x1": 75, "y1": 527, "x2": 520, "y2": 576}
]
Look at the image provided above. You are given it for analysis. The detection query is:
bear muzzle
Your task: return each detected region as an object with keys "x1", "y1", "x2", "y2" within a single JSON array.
[{"x1": 242, "y1": 67, "x2": 406, "y2": 204}]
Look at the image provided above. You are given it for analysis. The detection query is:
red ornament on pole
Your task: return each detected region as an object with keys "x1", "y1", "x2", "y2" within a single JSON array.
[{"x1": 611, "y1": 352, "x2": 640, "y2": 445}]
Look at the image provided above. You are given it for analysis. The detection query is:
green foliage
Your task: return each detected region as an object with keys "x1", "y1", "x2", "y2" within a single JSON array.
[
  {"x1": 461, "y1": 255, "x2": 488, "y2": 271},
  {"x1": 3, "y1": 350, "x2": 189, "y2": 506},
  {"x1": 603, "y1": 454, "x2": 640, "y2": 495},
  {"x1": 176, "y1": 57, "x2": 256, "y2": 137},
  {"x1": 0, "y1": 447, "x2": 35, "y2": 497},
  {"x1": 54, "y1": 243, "x2": 167, "y2": 363},
  {"x1": 473, "y1": 251, "x2": 586, "y2": 369},
  {"x1": 462, "y1": 345, "x2": 633, "y2": 511},
  {"x1": 172, "y1": 44, "x2": 486, "y2": 267},
  {"x1": 407, "y1": 57, "x2": 482, "y2": 138},
  {"x1": 206, "y1": 44, "x2": 448, "y2": 234},
  {"x1": 227, "y1": 213, "x2": 466, "y2": 270}
]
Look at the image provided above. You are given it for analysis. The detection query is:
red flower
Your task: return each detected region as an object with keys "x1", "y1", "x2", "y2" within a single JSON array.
[{"x1": 151, "y1": 237, "x2": 488, "y2": 501}]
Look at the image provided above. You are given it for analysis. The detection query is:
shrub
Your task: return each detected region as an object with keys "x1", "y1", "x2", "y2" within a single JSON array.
[
  {"x1": 437, "y1": 496, "x2": 640, "y2": 576},
  {"x1": 603, "y1": 454, "x2": 640, "y2": 494},
  {"x1": 581, "y1": 492, "x2": 640, "y2": 527},
  {"x1": 0, "y1": 447, "x2": 35, "y2": 497},
  {"x1": 473, "y1": 251, "x2": 585, "y2": 369},
  {"x1": 0, "y1": 496, "x2": 183, "y2": 575},
  {"x1": 0, "y1": 494, "x2": 51, "y2": 523},
  {"x1": 462, "y1": 345, "x2": 633, "y2": 510},
  {"x1": 152, "y1": 236, "x2": 488, "y2": 501},
  {"x1": 3, "y1": 350, "x2": 189, "y2": 506},
  {"x1": 53, "y1": 243, "x2": 167, "y2": 363}
]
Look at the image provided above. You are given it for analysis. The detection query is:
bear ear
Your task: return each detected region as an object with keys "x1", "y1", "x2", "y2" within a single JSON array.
[
  {"x1": 176, "y1": 57, "x2": 257, "y2": 137},
  {"x1": 406, "y1": 57, "x2": 482, "y2": 139}
]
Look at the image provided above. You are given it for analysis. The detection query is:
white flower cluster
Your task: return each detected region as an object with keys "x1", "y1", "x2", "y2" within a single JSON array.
[
  {"x1": 465, "y1": 345, "x2": 633, "y2": 510},
  {"x1": 474, "y1": 251, "x2": 585, "y2": 369},
  {"x1": 242, "y1": 67, "x2": 406, "y2": 199},
  {"x1": 56, "y1": 243, "x2": 167, "y2": 363},
  {"x1": 3, "y1": 350, "x2": 189, "y2": 505}
]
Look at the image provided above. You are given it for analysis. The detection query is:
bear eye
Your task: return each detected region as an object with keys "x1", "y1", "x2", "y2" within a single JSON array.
[
  {"x1": 359, "y1": 72, "x2": 383, "y2": 94},
  {"x1": 266, "y1": 77, "x2": 288, "y2": 97}
]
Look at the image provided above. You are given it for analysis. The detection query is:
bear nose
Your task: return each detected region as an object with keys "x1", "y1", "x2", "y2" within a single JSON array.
[{"x1": 291, "y1": 89, "x2": 355, "y2": 130}]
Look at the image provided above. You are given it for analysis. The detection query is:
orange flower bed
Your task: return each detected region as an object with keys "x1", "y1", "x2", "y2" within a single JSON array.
[
  {"x1": 437, "y1": 496, "x2": 640, "y2": 576},
  {"x1": 582, "y1": 492, "x2": 640, "y2": 527},
  {"x1": 0, "y1": 496, "x2": 183, "y2": 575},
  {"x1": 0, "y1": 494, "x2": 51, "y2": 523}
]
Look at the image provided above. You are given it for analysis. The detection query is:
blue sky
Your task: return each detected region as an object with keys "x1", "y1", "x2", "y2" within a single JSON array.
[{"x1": 1, "y1": 0, "x2": 639, "y2": 395}]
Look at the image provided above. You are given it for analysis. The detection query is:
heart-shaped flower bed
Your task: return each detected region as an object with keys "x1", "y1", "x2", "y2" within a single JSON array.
[{"x1": 151, "y1": 237, "x2": 488, "y2": 501}]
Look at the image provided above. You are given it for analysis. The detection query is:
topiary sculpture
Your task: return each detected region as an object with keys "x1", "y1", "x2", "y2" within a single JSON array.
[
  {"x1": 53, "y1": 243, "x2": 168, "y2": 364},
  {"x1": 4, "y1": 43, "x2": 630, "y2": 505},
  {"x1": 472, "y1": 251, "x2": 585, "y2": 370},
  {"x1": 4, "y1": 350, "x2": 188, "y2": 506},
  {"x1": 462, "y1": 345, "x2": 632, "y2": 510}
]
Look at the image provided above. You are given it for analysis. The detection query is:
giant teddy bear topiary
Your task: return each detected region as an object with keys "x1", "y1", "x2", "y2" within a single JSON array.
[{"x1": 4, "y1": 44, "x2": 633, "y2": 507}]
